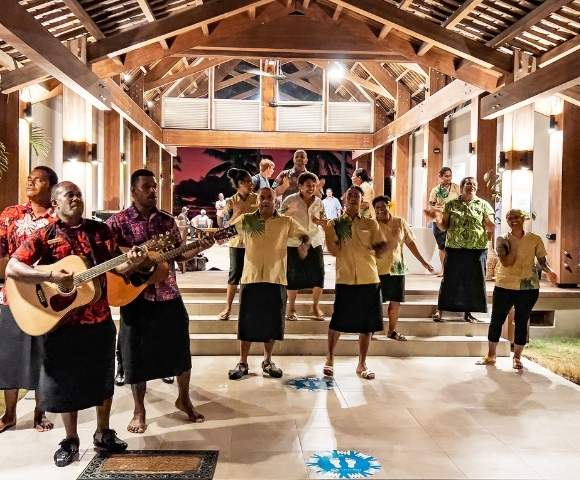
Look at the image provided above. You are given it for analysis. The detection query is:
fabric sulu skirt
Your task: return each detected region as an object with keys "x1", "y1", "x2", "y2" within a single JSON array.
[
  {"x1": 438, "y1": 247, "x2": 488, "y2": 313},
  {"x1": 238, "y1": 283, "x2": 287, "y2": 342},
  {"x1": 119, "y1": 296, "x2": 192, "y2": 384},
  {"x1": 0, "y1": 305, "x2": 43, "y2": 390},
  {"x1": 228, "y1": 247, "x2": 245, "y2": 285},
  {"x1": 286, "y1": 245, "x2": 325, "y2": 290},
  {"x1": 39, "y1": 318, "x2": 115, "y2": 413},
  {"x1": 329, "y1": 284, "x2": 383, "y2": 334},
  {"x1": 379, "y1": 274, "x2": 406, "y2": 303}
]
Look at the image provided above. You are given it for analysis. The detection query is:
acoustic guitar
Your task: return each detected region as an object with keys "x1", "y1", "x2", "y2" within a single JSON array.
[
  {"x1": 106, "y1": 225, "x2": 238, "y2": 307},
  {"x1": 6, "y1": 234, "x2": 171, "y2": 336}
]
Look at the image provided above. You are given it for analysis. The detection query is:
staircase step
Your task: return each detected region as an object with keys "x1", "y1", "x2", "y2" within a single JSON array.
[{"x1": 188, "y1": 333, "x2": 510, "y2": 357}]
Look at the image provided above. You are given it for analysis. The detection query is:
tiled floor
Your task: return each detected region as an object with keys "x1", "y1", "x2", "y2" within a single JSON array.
[{"x1": 2, "y1": 356, "x2": 580, "y2": 479}]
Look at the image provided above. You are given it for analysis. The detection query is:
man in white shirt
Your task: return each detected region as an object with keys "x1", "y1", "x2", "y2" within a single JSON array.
[
  {"x1": 322, "y1": 188, "x2": 342, "y2": 220},
  {"x1": 191, "y1": 209, "x2": 212, "y2": 229},
  {"x1": 280, "y1": 172, "x2": 326, "y2": 320}
]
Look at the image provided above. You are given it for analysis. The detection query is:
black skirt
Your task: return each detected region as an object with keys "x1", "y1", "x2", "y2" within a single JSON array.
[
  {"x1": 0, "y1": 305, "x2": 43, "y2": 390},
  {"x1": 330, "y1": 284, "x2": 383, "y2": 334},
  {"x1": 380, "y1": 274, "x2": 406, "y2": 303},
  {"x1": 438, "y1": 247, "x2": 488, "y2": 313},
  {"x1": 238, "y1": 283, "x2": 287, "y2": 342},
  {"x1": 228, "y1": 247, "x2": 245, "y2": 285},
  {"x1": 39, "y1": 319, "x2": 115, "y2": 413},
  {"x1": 286, "y1": 245, "x2": 325, "y2": 290},
  {"x1": 119, "y1": 297, "x2": 192, "y2": 384}
]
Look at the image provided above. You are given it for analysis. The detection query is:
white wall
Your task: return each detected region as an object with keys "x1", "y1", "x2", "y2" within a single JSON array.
[
  {"x1": 410, "y1": 129, "x2": 425, "y2": 227},
  {"x1": 31, "y1": 97, "x2": 63, "y2": 175},
  {"x1": 532, "y1": 112, "x2": 550, "y2": 240},
  {"x1": 445, "y1": 107, "x2": 474, "y2": 182}
]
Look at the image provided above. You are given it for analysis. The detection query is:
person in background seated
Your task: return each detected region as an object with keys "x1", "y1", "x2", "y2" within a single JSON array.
[
  {"x1": 428, "y1": 167, "x2": 460, "y2": 276},
  {"x1": 228, "y1": 187, "x2": 308, "y2": 380},
  {"x1": 322, "y1": 186, "x2": 387, "y2": 380},
  {"x1": 373, "y1": 196, "x2": 434, "y2": 341},
  {"x1": 192, "y1": 209, "x2": 212, "y2": 229},
  {"x1": 0, "y1": 166, "x2": 58, "y2": 435},
  {"x1": 477, "y1": 209, "x2": 557, "y2": 370},
  {"x1": 215, "y1": 194, "x2": 226, "y2": 228},
  {"x1": 322, "y1": 188, "x2": 342, "y2": 220},
  {"x1": 6, "y1": 181, "x2": 146, "y2": 466}
]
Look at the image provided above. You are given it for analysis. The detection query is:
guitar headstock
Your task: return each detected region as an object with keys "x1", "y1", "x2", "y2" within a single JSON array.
[{"x1": 145, "y1": 232, "x2": 179, "y2": 252}]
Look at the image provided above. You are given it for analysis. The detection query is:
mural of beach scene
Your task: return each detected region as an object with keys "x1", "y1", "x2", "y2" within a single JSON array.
[{"x1": 173, "y1": 148, "x2": 354, "y2": 218}]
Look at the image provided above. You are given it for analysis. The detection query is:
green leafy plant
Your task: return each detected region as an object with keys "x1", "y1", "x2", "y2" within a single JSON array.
[
  {"x1": 333, "y1": 216, "x2": 352, "y2": 245},
  {"x1": 483, "y1": 169, "x2": 502, "y2": 202},
  {"x1": 241, "y1": 212, "x2": 265, "y2": 238},
  {"x1": 29, "y1": 124, "x2": 51, "y2": 160},
  {"x1": 0, "y1": 140, "x2": 7, "y2": 180}
]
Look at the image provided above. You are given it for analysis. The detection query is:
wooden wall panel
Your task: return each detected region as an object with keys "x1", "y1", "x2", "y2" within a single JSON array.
[
  {"x1": 474, "y1": 95, "x2": 497, "y2": 203},
  {"x1": 103, "y1": 110, "x2": 121, "y2": 210},
  {"x1": 145, "y1": 136, "x2": 161, "y2": 208},
  {"x1": 393, "y1": 82, "x2": 411, "y2": 220},
  {"x1": 548, "y1": 102, "x2": 580, "y2": 286},
  {"x1": 129, "y1": 124, "x2": 145, "y2": 174},
  {"x1": 0, "y1": 93, "x2": 21, "y2": 211},
  {"x1": 372, "y1": 146, "x2": 386, "y2": 196},
  {"x1": 161, "y1": 149, "x2": 172, "y2": 213}
]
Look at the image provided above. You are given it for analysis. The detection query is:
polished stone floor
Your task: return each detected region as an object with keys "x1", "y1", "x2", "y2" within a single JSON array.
[{"x1": 2, "y1": 356, "x2": 580, "y2": 479}]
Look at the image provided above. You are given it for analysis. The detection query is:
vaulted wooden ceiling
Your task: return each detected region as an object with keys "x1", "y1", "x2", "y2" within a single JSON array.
[{"x1": 0, "y1": 0, "x2": 578, "y2": 121}]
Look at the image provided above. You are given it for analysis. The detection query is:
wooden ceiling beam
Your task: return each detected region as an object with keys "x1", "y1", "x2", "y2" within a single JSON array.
[
  {"x1": 539, "y1": 35, "x2": 580, "y2": 67},
  {"x1": 163, "y1": 128, "x2": 373, "y2": 149},
  {"x1": 442, "y1": 0, "x2": 485, "y2": 29},
  {"x1": 134, "y1": 0, "x2": 170, "y2": 50},
  {"x1": 328, "y1": 0, "x2": 513, "y2": 72},
  {"x1": 87, "y1": 0, "x2": 275, "y2": 62},
  {"x1": 558, "y1": 85, "x2": 580, "y2": 108},
  {"x1": 480, "y1": 50, "x2": 580, "y2": 119},
  {"x1": 144, "y1": 57, "x2": 231, "y2": 91},
  {"x1": 1, "y1": 64, "x2": 49, "y2": 93},
  {"x1": 359, "y1": 62, "x2": 398, "y2": 99},
  {"x1": 61, "y1": 0, "x2": 105, "y2": 40},
  {"x1": 145, "y1": 57, "x2": 184, "y2": 83},
  {"x1": 0, "y1": 1, "x2": 110, "y2": 110},
  {"x1": 486, "y1": 0, "x2": 574, "y2": 48},
  {"x1": 374, "y1": 79, "x2": 484, "y2": 147},
  {"x1": 0, "y1": 49, "x2": 18, "y2": 70}
]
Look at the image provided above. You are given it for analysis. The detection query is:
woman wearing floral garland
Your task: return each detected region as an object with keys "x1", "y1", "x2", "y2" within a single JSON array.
[{"x1": 428, "y1": 167, "x2": 460, "y2": 276}]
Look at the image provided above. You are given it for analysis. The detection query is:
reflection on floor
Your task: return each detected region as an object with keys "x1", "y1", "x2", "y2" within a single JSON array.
[{"x1": 2, "y1": 356, "x2": 580, "y2": 479}]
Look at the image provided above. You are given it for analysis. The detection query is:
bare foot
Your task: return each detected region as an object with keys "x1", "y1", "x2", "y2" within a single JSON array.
[
  {"x1": 127, "y1": 412, "x2": 147, "y2": 434},
  {"x1": 175, "y1": 398, "x2": 205, "y2": 423},
  {"x1": 33, "y1": 410, "x2": 53, "y2": 432},
  {"x1": 217, "y1": 309, "x2": 230, "y2": 321},
  {"x1": 0, "y1": 415, "x2": 16, "y2": 434}
]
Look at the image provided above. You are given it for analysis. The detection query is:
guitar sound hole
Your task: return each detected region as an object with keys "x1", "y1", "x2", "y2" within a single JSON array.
[{"x1": 49, "y1": 290, "x2": 78, "y2": 312}]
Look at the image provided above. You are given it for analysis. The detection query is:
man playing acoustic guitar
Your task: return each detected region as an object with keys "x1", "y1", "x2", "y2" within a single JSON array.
[
  {"x1": 106, "y1": 169, "x2": 213, "y2": 435},
  {"x1": 6, "y1": 181, "x2": 147, "y2": 467}
]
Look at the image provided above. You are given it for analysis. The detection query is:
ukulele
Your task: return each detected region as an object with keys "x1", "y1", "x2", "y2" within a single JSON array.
[
  {"x1": 106, "y1": 225, "x2": 238, "y2": 307},
  {"x1": 6, "y1": 234, "x2": 172, "y2": 336}
]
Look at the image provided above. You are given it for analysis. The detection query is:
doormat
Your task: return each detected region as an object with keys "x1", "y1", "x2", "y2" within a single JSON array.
[{"x1": 77, "y1": 450, "x2": 219, "y2": 480}]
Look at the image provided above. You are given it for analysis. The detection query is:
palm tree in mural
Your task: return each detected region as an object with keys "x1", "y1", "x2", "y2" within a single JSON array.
[{"x1": 204, "y1": 148, "x2": 261, "y2": 177}]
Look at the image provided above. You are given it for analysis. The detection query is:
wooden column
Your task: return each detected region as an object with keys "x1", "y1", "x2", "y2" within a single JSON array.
[
  {"x1": 472, "y1": 94, "x2": 497, "y2": 203},
  {"x1": 128, "y1": 73, "x2": 144, "y2": 109},
  {"x1": 128, "y1": 124, "x2": 145, "y2": 174},
  {"x1": 103, "y1": 110, "x2": 121, "y2": 210},
  {"x1": 0, "y1": 92, "x2": 21, "y2": 211},
  {"x1": 161, "y1": 149, "x2": 172, "y2": 213},
  {"x1": 261, "y1": 59, "x2": 276, "y2": 131},
  {"x1": 372, "y1": 146, "x2": 386, "y2": 196},
  {"x1": 424, "y1": 69, "x2": 446, "y2": 224},
  {"x1": 393, "y1": 82, "x2": 411, "y2": 220},
  {"x1": 548, "y1": 101, "x2": 580, "y2": 286},
  {"x1": 145, "y1": 137, "x2": 161, "y2": 207}
]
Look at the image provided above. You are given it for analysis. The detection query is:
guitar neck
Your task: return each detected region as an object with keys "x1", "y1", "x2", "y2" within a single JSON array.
[
  {"x1": 73, "y1": 252, "x2": 130, "y2": 285},
  {"x1": 156, "y1": 226, "x2": 237, "y2": 264}
]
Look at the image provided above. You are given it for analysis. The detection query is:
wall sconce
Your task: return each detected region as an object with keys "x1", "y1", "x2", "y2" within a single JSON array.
[
  {"x1": 121, "y1": 153, "x2": 127, "y2": 165},
  {"x1": 520, "y1": 151, "x2": 533, "y2": 170},
  {"x1": 549, "y1": 114, "x2": 558, "y2": 132},
  {"x1": 421, "y1": 159, "x2": 427, "y2": 168},
  {"x1": 443, "y1": 126, "x2": 448, "y2": 135},
  {"x1": 468, "y1": 142, "x2": 476, "y2": 154},
  {"x1": 24, "y1": 102, "x2": 32, "y2": 122},
  {"x1": 498, "y1": 151, "x2": 506, "y2": 171},
  {"x1": 433, "y1": 147, "x2": 441, "y2": 154}
]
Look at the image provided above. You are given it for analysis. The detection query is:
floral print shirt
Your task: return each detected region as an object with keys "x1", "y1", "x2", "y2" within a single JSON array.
[
  {"x1": 106, "y1": 205, "x2": 181, "y2": 302},
  {"x1": 376, "y1": 216, "x2": 414, "y2": 276},
  {"x1": 444, "y1": 196, "x2": 494, "y2": 250},
  {"x1": 0, "y1": 203, "x2": 55, "y2": 305},
  {"x1": 12, "y1": 219, "x2": 116, "y2": 325},
  {"x1": 495, "y1": 232, "x2": 547, "y2": 290}
]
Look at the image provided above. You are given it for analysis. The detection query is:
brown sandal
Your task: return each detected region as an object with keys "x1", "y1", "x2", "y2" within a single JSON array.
[
  {"x1": 387, "y1": 330, "x2": 407, "y2": 341},
  {"x1": 513, "y1": 357, "x2": 524, "y2": 370},
  {"x1": 218, "y1": 311, "x2": 230, "y2": 321}
]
